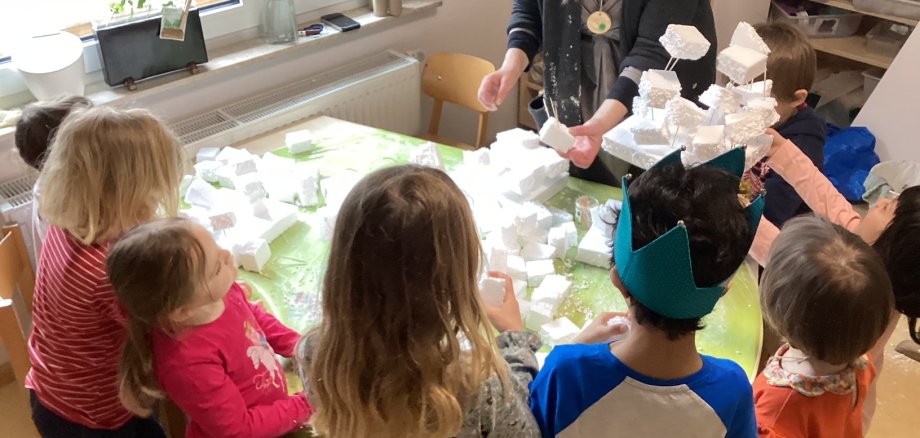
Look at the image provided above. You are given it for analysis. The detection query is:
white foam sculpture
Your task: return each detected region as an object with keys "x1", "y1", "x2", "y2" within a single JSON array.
[
  {"x1": 638, "y1": 70, "x2": 682, "y2": 108},
  {"x1": 659, "y1": 24, "x2": 712, "y2": 60}
]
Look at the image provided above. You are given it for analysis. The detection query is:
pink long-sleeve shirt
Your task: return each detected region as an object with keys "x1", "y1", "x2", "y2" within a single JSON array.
[{"x1": 152, "y1": 283, "x2": 312, "y2": 438}]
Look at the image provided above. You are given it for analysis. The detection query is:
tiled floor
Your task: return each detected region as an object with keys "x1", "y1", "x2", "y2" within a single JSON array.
[{"x1": 1, "y1": 323, "x2": 918, "y2": 438}]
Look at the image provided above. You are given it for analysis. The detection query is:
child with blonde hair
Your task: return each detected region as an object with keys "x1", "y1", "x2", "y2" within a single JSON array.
[
  {"x1": 755, "y1": 216, "x2": 894, "y2": 438},
  {"x1": 107, "y1": 218, "x2": 312, "y2": 438},
  {"x1": 297, "y1": 165, "x2": 541, "y2": 438},
  {"x1": 26, "y1": 106, "x2": 180, "y2": 436}
]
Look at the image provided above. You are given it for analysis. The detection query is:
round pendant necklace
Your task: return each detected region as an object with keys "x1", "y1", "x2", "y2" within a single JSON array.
[{"x1": 587, "y1": 0, "x2": 612, "y2": 35}]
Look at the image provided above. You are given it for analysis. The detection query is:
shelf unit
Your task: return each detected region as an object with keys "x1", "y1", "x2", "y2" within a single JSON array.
[
  {"x1": 804, "y1": 0, "x2": 916, "y2": 69},
  {"x1": 815, "y1": 0, "x2": 918, "y2": 26}
]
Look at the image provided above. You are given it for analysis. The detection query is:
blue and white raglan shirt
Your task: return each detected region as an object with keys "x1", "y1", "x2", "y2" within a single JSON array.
[{"x1": 530, "y1": 343, "x2": 757, "y2": 438}]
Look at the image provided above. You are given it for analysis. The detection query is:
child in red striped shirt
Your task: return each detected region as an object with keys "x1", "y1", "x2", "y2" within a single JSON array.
[
  {"x1": 27, "y1": 106, "x2": 182, "y2": 436},
  {"x1": 107, "y1": 218, "x2": 312, "y2": 438}
]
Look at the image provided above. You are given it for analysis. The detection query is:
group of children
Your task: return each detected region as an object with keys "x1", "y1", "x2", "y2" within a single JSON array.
[{"x1": 9, "y1": 19, "x2": 919, "y2": 438}]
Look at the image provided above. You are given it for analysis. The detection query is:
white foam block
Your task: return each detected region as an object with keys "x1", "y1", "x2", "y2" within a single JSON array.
[
  {"x1": 519, "y1": 225, "x2": 548, "y2": 245},
  {"x1": 502, "y1": 166, "x2": 537, "y2": 196},
  {"x1": 489, "y1": 246, "x2": 509, "y2": 273},
  {"x1": 632, "y1": 96, "x2": 651, "y2": 118},
  {"x1": 194, "y1": 161, "x2": 222, "y2": 183},
  {"x1": 731, "y1": 22, "x2": 771, "y2": 55},
  {"x1": 262, "y1": 174, "x2": 298, "y2": 204},
  {"x1": 522, "y1": 243, "x2": 558, "y2": 262},
  {"x1": 285, "y1": 129, "x2": 315, "y2": 154},
  {"x1": 215, "y1": 165, "x2": 239, "y2": 189},
  {"x1": 233, "y1": 239, "x2": 271, "y2": 273},
  {"x1": 512, "y1": 279, "x2": 528, "y2": 298},
  {"x1": 253, "y1": 200, "x2": 299, "y2": 242},
  {"x1": 240, "y1": 177, "x2": 267, "y2": 203},
  {"x1": 638, "y1": 70, "x2": 682, "y2": 108},
  {"x1": 532, "y1": 274, "x2": 572, "y2": 310},
  {"x1": 215, "y1": 147, "x2": 252, "y2": 165},
  {"x1": 500, "y1": 219, "x2": 520, "y2": 249},
  {"x1": 547, "y1": 226, "x2": 567, "y2": 258},
  {"x1": 497, "y1": 128, "x2": 541, "y2": 149},
  {"x1": 717, "y1": 45, "x2": 768, "y2": 85},
  {"x1": 726, "y1": 111, "x2": 768, "y2": 145},
  {"x1": 195, "y1": 147, "x2": 220, "y2": 163},
  {"x1": 699, "y1": 84, "x2": 741, "y2": 114},
  {"x1": 576, "y1": 226, "x2": 611, "y2": 268},
  {"x1": 185, "y1": 178, "x2": 220, "y2": 209},
  {"x1": 258, "y1": 153, "x2": 297, "y2": 174},
  {"x1": 631, "y1": 117, "x2": 670, "y2": 145},
  {"x1": 690, "y1": 125, "x2": 727, "y2": 162},
  {"x1": 410, "y1": 142, "x2": 444, "y2": 170},
  {"x1": 526, "y1": 259, "x2": 556, "y2": 287},
  {"x1": 540, "y1": 317, "x2": 581, "y2": 345},
  {"x1": 659, "y1": 24, "x2": 711, "y2": 60},
  {"x1": 463, "y1": 148, "x2": 491, "y2": 167},
  {"x1": 320, "y1": 173, "x2": 362, "y2": 210},
  {"x1": 507, "y1": 255, "x2": 528, "y2": 281},
  {"x1": 532, "y1": 204, "x2": 553, "y2": 230},
  {"x1": 746, "y1": 97, "x2": 781, "y2": 127},
  {"x1": 296, "y1": 167, "x2": 320, "y2": 207},
  {"x1": 317, "y1": 206, "x2": 337, "y2": 240},
  {"x1": 550, "y1": 208, "x2": 574, "y2": 226},
  {"x1": 733, "y1": 80, "x2": 774, "y2": 105},
  {"x1": 525, "y1": 300, "x2": 555, "y2": 331},
  {"x1": 233, "y1": 158, "x2": 258, "y2": 176},
  {"x1": 479, "y1": 277, "x2": 506, "y2": 306},
  {"x1": 605, "y1": 316, "x2": 632, "y2": 343},
  {"x1": 209, "y1": 211, "x2": 237, "y2": 231},
  {"x1": 666, "y1": 96, "x2": 707, "y2": 129},
  {"x1": 516, "y1": 204, "x2": 539, "y2": 230},
  {"x1": 539, "y1": 117, "x2": 575, "y2": 153}
]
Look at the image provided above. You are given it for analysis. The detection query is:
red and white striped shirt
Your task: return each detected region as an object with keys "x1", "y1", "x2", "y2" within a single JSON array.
[{"x1": 26, "y1": 225, "x2": 133, "y2": 429}]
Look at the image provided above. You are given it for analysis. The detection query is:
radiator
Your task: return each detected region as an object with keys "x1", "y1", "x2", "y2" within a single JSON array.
[
  {"x1": 0, "y1": 172, "x2": 39, "y2": 268},
  {"x1": 171, "y1": 50, "x2": 423, "y2": 151}
]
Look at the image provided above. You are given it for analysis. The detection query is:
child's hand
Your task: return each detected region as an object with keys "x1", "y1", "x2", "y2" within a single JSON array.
[
  {"x1": 572, "y1": 312, "x2": 630, "y2": 344},
  {"x1": 237, "y1": 281, "x2": 263, "y2": 308},
  {"x1": 483, "y1": 272, "x2": 525, "y2": 333},
  {"x1": 766, "y1": 128, "x2": 786, "y2": 158}
]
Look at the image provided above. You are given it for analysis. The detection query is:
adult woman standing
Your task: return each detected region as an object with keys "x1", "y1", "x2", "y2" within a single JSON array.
[{"x1": 479, "y1": 0, "x2": 717, "y2": 185}]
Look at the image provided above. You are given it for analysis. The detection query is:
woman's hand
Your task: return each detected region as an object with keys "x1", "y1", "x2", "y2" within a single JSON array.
[
  {"x1": 478, "y1": 49, "x2": 528, "y2": 111},
  {"x1": 483, "y1": 272, "x2": 525, "y2": 333},
  {"x1": 565, "y1": 99, "x2": 628, "y2": 168},
  {"x1": 572, "y1": 312, "x2": 630, "y2": 344}
]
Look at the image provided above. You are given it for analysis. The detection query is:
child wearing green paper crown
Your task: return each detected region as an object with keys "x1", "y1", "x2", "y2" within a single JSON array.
[{"x1": 530, "y1": 148, "x2": 763, "y2": 438}]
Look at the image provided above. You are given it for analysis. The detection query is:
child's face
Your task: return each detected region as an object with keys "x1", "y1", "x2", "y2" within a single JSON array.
[
  {"x1": 172, "y1": 224, "x2": 237, "y2": 325},
  {"x1": 772, "y1": 89, "x2": 809, "y2": 127},
  {"x1": 856, "y1": 198, "x2": 898, "y2": 245}
]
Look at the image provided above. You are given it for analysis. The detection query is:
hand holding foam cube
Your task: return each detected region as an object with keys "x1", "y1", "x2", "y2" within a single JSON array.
[
  {"x1": 605, "y1": 316, "x2": 631, "y2": 343},
  {"x1": 479, "y1": 276, "x2": 507, "y2": 306},
  {"x1": 539, "y1": 117, "x2": 575, "y2": 153},
  {"x1": 659, "y1": 24, "x2": 711, "y2": 60},
  {"x1": 639, "y1": 70, "x2": 682, "y2": 108}
]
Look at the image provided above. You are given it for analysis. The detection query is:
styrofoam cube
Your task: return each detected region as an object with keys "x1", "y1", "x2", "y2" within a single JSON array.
[
  {"x1": 233, "y1": 239, "x2": 271, "y2": 273},
  {"x1": 576, "y1": 226, "x2": 611, "y2": 268},
  {"x1": 726, "y1": 111, "x2": 769, "y2": 145},
  {"x1": 317, "y1": 206, "x2": 337, "y2": 240},
  {"x1": 496, "y1": 128, "x2": 541, "y2": 149},
  {"x1": 479, "y1": 276, "x2": 506, "y2": 306},
  {"x1": 209, "y1": 211, "x2": 237, "y2": 231},
  {"x1": 215, "y1": 165, "x2": 239, "y2": 189},
  {"x1": 258, "y1": 153, "x2": 297, "y2": 174},
  {"x1": 730, "y1": 22, "x2": 771, "y2": 55},
  {"x1": 185, "y1": 178, "x2": 220, "y2": 209},
  {"x1": 532, "y1": 274, "x2": 572, "y2": 309},
  {"x1": 526, "y1": 259, "x2": 555, "y2": 287},
  {"x1": 263, "y1": 175, "x2": 298, "y2": 204},
  {"x1": 285, "y1": 129, "x2": 316, "y2": 154},
  {"x1": 632, "y1": 96, "x2": 651, "y2": 118},
  {"x1": 547, "y1": 226, "x2": 567, "y2": 258},
  {"x1": 631, "y1": 117, "x2": 670, "y2": 145},
  {"x1": 746, "y1": 97, "x2": 781, "y2": 127},
  {"x1": 194, "y1": 161, "x2": 222, "y2": 183},
  {"x1": 512, "y1": 279, "x2": 528, "y2": 298},
  {"x1": 733, "y1": 80, "x2": 773, "y2": 105},
  {"x1": 252, "y1": 200, "x2": 298, "y2": 242},
  {"x1": 507, "y1": 255, "x2": 528, "y2": 281},
  {"x1": 717, "y1": 45, "x2": 768, "y2": 85},
  {"x1": 233, "y1": 158, "x2": 258, "y2": 176},
  {"x1": 296, "y1": 166, "x2": 320, "y2": 208},
  {"x1": 690, "y1": 125, "x2": 727, "y2": 162},
  {"x1": 516, "y1": 204, "x2": 539, "y2": 230},
  {"x1": 320, "y1": 173, "x2": 362, "y2": 210},
  {"x1": 534, "y1": 205, "x2": 554, "y2": 230},
  {"x1": 666, "y1": 96, "x2": 707, "y2": 129},
  {"x1": 215, "y1": 147, "x2": 252, "y2": 165},
  {"x1": 519, "y1": 225, "x2": 548, "y2": 245},
  {"x1": 409, "y1": 142, "x2": 444, "y2": 170},
  {"x1": 540, "y1": 317, "x2": 581, "y2": 345},
  {"x1": 560, "y1": 222, "x2": 577, "y2": 248},
  {"x1": 500, "y1": 219, "x2": 520, "y2": 249},
  {"x1": 522, "y1": 243, "x2": 557, "y2": 262},
  {"x1": 659, "y1": 24, "x2": 711, "y2": 60},
  {"x1": 240, "y1": 177, "x2": 267, "y2": 203},
  {"x1": 463, "y1": 149, "x2": 491, "y2": 167},
  {"x1": 638, "y1": 70, "x2": 682, "y2": 108},
  {"x1": 539, "y1": 117, "x2": 575, "y2": 153},
  {"x1": 699, "y1": 84, "x2": 741, "y2": 114},
  {"x1": 550, "y1": 209, "x2": 573, "y2": 226},
  {"x1": 525, "y1": 300, "x2": 555, "y2": 330},
  {"x1": 605, "y1": 315, "x2": 632, "y2": 343},
  {"x1": 489, "y1": 246, "x2": 509, "y2": 273},
  {"x1": 502, "y1": 166, "x2": 538, "y2": 196},
  {"x1": 195, "y1": 147, "x2": 220, "y2": 163}
]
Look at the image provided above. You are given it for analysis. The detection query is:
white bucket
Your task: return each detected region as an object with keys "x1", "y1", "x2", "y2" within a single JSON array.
[{"x1": 12, "y1": 32, "x2": 86, "y2": 101}]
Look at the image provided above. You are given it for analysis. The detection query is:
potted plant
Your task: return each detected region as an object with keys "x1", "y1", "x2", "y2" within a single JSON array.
[{"x1": 94, "y1": 0, "x2": 208, "y2": 89}]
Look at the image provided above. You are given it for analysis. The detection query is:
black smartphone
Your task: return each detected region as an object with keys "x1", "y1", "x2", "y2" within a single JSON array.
[{"x1": 321, "y1": 13, "x2": 360, "y2": 32}]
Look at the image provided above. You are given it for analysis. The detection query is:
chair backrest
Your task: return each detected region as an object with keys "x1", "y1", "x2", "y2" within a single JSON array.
[
  {"x1": 422, "y1": 52, "x2": 496, "y2": 148},
  {"x1": 0, "y1": 223, "x2": 36, "y2": 387}
]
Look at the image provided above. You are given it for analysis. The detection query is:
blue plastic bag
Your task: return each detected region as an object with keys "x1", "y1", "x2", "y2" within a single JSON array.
[{"x1": 823, "y1": 126, "x2": 880, "y2": 202}]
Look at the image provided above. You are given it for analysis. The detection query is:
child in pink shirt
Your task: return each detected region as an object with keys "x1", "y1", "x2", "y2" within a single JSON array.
[{"x1": 107, "y1": 218, "x2": 312, "y2": 438}]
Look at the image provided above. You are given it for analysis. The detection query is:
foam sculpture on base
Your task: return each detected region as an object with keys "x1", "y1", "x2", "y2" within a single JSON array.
[
  {"x1": 689, "y1": 125, "x2": 727, "y2": 163},
  {"x1": 638, "y1": 70, "x2": 682, "y2": 108},
  {"x1": 614, "y1": 147, "x2": 764, "y2": 319}
]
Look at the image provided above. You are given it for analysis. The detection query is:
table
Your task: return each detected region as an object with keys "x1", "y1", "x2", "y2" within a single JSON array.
[{"x1": 232, "y1": 116, "x2": 763, "y2": 381}]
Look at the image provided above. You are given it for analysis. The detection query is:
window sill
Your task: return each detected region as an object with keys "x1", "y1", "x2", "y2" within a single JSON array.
[{"x1": 0, "y1": 0, "x2": 441, "y2": 141}]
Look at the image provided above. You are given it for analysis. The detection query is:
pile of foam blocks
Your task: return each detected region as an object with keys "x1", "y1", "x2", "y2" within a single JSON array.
[{"x1": 604, "y1": 22, "x2": 780, "y2": 170}]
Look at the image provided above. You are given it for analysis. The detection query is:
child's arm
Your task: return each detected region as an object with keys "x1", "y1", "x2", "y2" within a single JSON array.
[
  {"x1": 159, "y1": 354, "x2": 312, "y2": 438},
  {"x1": 750, "y1": 219, "x2": 781, "y2": 267},
  {"x1": 476, "y1": 331, "x2": 542, "y2": 436},
  {"x1": 247, "y1": 299, "x2": 301, "y2": 358},
  {"x1": 767, "y1": 135, "x2": 862, "y2": 232}
]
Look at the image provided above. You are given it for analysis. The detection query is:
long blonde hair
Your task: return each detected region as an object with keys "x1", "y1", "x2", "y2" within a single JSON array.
[
  {"x1": 39, "y1": 106, "x2": 182, "y2": 244},
  {"x1": 306, "y1": 165, "x2": 508, "y2": 437},
  {"x1": 106, "y1": 218, "x2": 206, "y2": 416}
]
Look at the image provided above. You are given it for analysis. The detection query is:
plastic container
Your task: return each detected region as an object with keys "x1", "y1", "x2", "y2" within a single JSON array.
[
  {"x1": 863, "y1": 68, "x2": 885, "y2": 100},
  {"x1": 771, "y1": 1, "x2": 863, "y2": 38},
  {"x1": 854, "y1": 0, "x2": 920, "y2": 21},
  {"x1": 866, "y1": 22, "x2": 911, "y2": 58},
  {"x1": 11, "y1": 32, "x2": 85, "y2": 100}
]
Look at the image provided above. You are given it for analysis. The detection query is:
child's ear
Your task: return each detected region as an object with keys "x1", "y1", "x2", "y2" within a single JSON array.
[
  {"x1": 609, "y1": 267, "x2": 631, "y2": 302},
  {"x1": 793, "y1": 89, "x2": 808, "y2": 106}
]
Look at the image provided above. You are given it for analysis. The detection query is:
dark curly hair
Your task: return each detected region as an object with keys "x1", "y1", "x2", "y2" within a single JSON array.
[{"x1": 873, "y1": 186, "x2": 920, "y2": 318}]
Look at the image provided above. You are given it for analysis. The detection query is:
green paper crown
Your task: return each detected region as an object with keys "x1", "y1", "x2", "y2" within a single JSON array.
[{"x1": 614, "y1": 147, "x2": 765, "y2": 319}]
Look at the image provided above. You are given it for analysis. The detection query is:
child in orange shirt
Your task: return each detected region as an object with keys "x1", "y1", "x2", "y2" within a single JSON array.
[{"x1": 754, "y1": 216, "x2": 894, "y2": 438}]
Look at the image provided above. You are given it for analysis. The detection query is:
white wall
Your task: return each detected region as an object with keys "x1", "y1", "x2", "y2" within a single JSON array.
[
  {"x1": 853, "y1": 28, "x2": 920, "y2": 162},
  {"x1": 0, "y1": 0, "x2": 516, "y2": 182},
  {"x1": 711, "y1": 0, "x2": 771, "y2": 51}
]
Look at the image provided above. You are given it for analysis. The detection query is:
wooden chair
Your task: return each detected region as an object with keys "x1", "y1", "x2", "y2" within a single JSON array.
[
  {"x1": 0, "y1": 223, "x2": 35, "y2": 392},
  {"x1": 421, "y1": 52, "x2": 496, "y2": 149}
]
